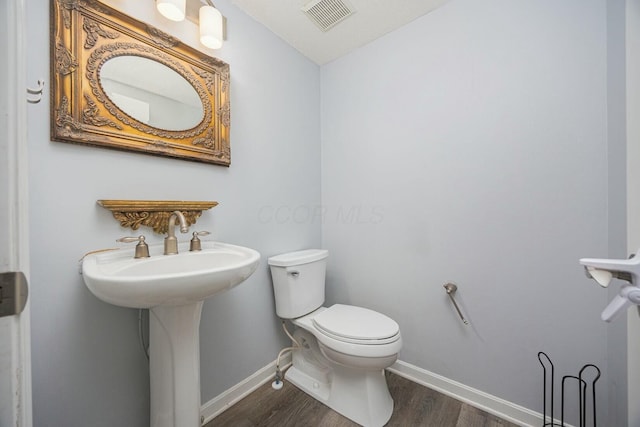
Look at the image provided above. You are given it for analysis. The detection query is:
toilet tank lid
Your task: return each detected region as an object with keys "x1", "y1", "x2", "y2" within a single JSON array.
[{"x1": 268, "y1": 249, "x2": 328, "y2": 267}]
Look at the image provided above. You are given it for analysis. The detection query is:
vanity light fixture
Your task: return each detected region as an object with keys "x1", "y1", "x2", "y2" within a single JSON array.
[
  {"x1": 156, "y1": 0, "x2": 186, "y2": 22},
  {"x1": 156, "y1": 0, "x2": 224, "y2": 49},
  {"x1": 199, "y1": 1, "x2": 224, "y2": 49}
]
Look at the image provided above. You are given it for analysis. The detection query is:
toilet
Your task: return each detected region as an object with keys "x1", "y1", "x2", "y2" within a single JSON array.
[{"x1": 268, "y1": 249, "x2": 402, "y2": 427}]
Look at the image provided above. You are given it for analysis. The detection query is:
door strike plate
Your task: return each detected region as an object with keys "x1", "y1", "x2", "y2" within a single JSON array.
[{"x1": 0, "y1": 271, "x2": 29, "y2": 318}]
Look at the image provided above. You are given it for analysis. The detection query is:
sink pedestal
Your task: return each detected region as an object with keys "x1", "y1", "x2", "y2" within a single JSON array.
[{"x1": 150, "y1": 301, "x2": 204, "y2": 427}]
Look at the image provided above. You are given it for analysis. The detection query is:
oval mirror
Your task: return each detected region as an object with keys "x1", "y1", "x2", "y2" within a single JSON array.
[{"x1": 99, "y1": 56, "x2": 204, "y2": 131}]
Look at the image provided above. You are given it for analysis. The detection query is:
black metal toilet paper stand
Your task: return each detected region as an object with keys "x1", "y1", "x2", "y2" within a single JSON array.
[{"x1": 537, "y1": 351, "x2": 600, "y2": 427}]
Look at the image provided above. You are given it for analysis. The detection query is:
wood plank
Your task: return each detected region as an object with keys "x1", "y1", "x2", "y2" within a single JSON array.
[
  {"x1": 456, "y1": 404, "x2": 515, "y2": 427},
  {"x1": 206, "y1": 372, "x2": 520, "y2": 427}
]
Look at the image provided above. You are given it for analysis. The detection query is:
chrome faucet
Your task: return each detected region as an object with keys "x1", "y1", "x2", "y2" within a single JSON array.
[{"x1": 164, "y1": 211, "x2": 189, "y2": 255}]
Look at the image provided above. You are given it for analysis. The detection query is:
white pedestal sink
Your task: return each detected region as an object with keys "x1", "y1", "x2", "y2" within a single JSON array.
[{"x1": 82, "y1": 241, "x2": 260, "y2": 427}]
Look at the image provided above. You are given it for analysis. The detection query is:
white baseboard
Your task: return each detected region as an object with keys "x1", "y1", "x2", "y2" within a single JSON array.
[
  {"x1": 200, "y1": 354, "x2": 291, "y2": 425},
  {"x1": 387, "y1": 360, "x2": 548, "y2": 427},
  {"x1": 201, "y1": 357, "x2": 554, "y2": 427}
]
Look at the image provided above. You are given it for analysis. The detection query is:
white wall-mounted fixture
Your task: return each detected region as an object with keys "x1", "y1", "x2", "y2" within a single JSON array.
[
  {"x1": 580, "y1": 251, "x2": 640, "y2": 322},
  {"x1": 26, "y1": 79, "x2": 45, "y2": 104},
  {"x1": 156, "y1": 0, "x2": 186, "y2": 22},
  {"x1": 156, "y1": 0, "x2": 224, "y2": 49}
]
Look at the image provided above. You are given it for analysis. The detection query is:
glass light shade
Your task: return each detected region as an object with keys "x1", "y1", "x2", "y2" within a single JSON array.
[
  {"x1": 199, "y1": 5, "x2": 223, "y2": 49},
  {"x1": 156, "y1": 0, "x2": 186, "y2": 22}
]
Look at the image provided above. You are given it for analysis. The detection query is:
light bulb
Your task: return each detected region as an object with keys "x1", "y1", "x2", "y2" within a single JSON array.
[
  {"x1": 156, "y1": 0, "x2": 186, "y2": 22},
  {"x1": 199, "y1": 5, "x2": 223, "y2": 49}
]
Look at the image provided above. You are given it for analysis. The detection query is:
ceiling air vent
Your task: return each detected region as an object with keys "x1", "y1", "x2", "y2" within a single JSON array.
[{"x1": 302, "y1": 0, "x2": 355, "y2": 32}]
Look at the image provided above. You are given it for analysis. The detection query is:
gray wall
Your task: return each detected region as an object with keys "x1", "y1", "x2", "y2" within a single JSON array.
[
  {"x1": 606, "y1": 0, "x2": 628, "y2": 425},
  {"x1": 626, "y1": 0, "x2": 640, "y2": 424},
  {"x1": 26, "y1": 0, "x2": 320, "y2": 425},
  {"x1": 321, "y1": 0, "x2": 615, "y2": 425}
]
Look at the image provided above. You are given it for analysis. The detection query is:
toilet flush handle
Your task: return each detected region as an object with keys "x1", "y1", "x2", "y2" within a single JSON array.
[{"x1": 285, "y1": 267, "x2": 300, "y2": 278}]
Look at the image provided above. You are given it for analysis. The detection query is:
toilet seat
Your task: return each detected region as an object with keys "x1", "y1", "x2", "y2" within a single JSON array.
[
  {"x1": 312, "y1": 304, "x2": 400, "y2": 345},
  {"x1": 294, "y1": 305, "x2": 402, "y2": 359}
]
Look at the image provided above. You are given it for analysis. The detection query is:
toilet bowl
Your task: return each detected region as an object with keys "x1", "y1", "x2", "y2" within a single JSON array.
[{"x1": 268, "y1": 250, "x2": 402, "y2": 427}]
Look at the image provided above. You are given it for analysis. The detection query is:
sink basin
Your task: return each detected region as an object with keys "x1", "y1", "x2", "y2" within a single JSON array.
[{"x1": 82, "y1": 241, "x2": 260, "y2": 308}]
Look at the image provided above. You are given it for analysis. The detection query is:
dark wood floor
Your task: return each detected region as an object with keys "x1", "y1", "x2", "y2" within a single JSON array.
[{"x1": 206, "y1": 371, "x2": 521, "y2": 427}]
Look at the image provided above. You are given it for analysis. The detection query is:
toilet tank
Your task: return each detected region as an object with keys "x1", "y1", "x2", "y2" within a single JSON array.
[{"x1": 268, "y1": 249, "x2": 328, "y2": 319}]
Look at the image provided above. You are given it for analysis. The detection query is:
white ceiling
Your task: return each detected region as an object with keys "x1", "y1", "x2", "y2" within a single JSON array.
[{"x1": 230, "y1": 0, "x2": 451, "y2": 65}]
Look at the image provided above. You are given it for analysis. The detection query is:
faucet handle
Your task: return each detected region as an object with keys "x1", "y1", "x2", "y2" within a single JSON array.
[
  {"x1": 189, "y1": 231, "x2": 210, "y2": 252},
  {"x1": 117, "y1": 235, "x2": 150, "y2": 259}
]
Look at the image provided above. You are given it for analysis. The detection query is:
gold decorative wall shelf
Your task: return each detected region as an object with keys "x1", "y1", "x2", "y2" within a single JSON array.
[{"x1": 98, "y1": 200, "x2": 218, "y2": 234}]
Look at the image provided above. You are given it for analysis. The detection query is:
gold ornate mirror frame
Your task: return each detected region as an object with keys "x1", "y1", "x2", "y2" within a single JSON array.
[{"x1": 51, "y1": 0, "x2": 231, "y2": 166}]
